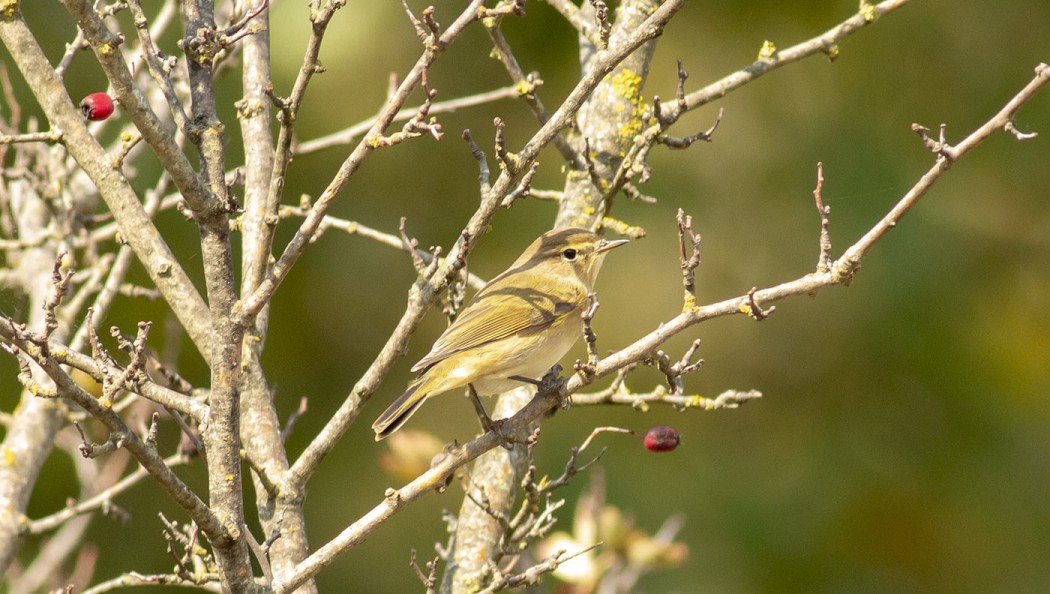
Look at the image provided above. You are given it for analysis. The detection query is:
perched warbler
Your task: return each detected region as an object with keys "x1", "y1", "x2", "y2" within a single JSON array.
[{"x1": 372, "y1": 228, "x2": 628, "y2": 440}]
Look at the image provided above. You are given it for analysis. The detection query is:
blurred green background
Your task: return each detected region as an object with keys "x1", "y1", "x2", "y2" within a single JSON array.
[{"x1": 3, "y1": 1, "x2": 1050, "y2": 592}]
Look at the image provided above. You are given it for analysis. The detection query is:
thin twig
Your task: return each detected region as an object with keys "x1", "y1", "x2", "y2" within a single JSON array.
[
  {"x1": 297, "y1": 84, "x2": 525, "y2": 154},
  {"x1": 274, "y1": 206, "x2": 486, "y2": 290},
  {"x1": 813, "y1": 162, "x2": 832, "y2": 273},
  {"x1": 0, "y1": 131, "x2": 63, "y2": 145},
  {"x1": 26, "y1": 454, "x2": 190, "y2": 535}
]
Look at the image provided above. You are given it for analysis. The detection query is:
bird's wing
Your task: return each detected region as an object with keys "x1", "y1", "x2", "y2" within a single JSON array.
[{"x1": 411, "y1": 279, "x2": 585, "y2": 372}]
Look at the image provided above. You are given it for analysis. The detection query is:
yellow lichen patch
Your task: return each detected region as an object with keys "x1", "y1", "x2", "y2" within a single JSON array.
[
  {"x1": 610, "y1": 69, "x2": 642, "y2": 101},
  {"x1": 607, "y1": 68, "x2": 652, "y2": 141},
  {"x1": 515, "y1": 79, "x2": 535, "y2": 96},
  {"x1": 0, "y1": 0, "x2": 19, "y2": 19},
  {"x1": 99, "y1": 41, "x2": 119, "y2": 57},
  {"x1": 2, "y1": 447, "x2": 16, "y2": 468},
  {"x1": 758, "y1": 40, "x2": 777, "y2": 60},
  {"x1": 682, "y1": 293, "x2": 700, "y2": 313},
  {"x1": 859, "y1": 1, "x2": 877, "y2": 22},
  {"x1": 235, "y1": 98, "x2": 264, "y2": 120}
]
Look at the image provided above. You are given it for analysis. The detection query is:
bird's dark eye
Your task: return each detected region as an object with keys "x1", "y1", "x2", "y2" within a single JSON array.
[{"x1": 561, "y1": 248, "x2": 578, "y2": 261}]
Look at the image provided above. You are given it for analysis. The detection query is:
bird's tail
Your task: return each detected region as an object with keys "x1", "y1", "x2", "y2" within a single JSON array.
[{"x1": 372, "y1": 379, "x2": 428, "y2": 440}]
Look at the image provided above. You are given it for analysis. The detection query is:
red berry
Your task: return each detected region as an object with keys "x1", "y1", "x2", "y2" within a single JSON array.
[
  {"x1": 80, "y1": 92, "x2": 114, "y2": 121},
  {"x1": 643, "y1": 425, "x2": 680, "y2": 452}
]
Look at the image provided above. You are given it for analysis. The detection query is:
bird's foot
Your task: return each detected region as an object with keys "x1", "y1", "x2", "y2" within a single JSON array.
[
  {"x1": 467, "y1": 384, "x2": 516, "y2": 450},
  {"x1": 479, "y1": 415, "x2": 518, "y2": 451}
]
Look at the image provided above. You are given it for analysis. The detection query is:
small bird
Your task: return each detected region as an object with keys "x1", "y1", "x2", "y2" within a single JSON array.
[{"x1": 372, "y1": 227, "x2": 628, "y2": 440}]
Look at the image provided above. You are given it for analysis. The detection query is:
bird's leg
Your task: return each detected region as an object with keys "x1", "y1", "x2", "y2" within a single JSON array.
[
  {"x1": 511, "y1": 365, "x2": 568, "y2": 407},
  {"x1": 466, "y1": 383, "x2": 494, "y2": 427},
  {"x1": 508, "y1": 374, "x2": 544, "y2": 387},
  {"x1": 466, "y1": 384, "x2": 514, "y2": 450}
]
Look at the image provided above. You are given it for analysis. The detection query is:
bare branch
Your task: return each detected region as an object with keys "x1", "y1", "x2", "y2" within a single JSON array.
[
  {"x1": 0, "y1": 315, "x2": 205, "y2": 419},
  {"x1": 398, "y1": 218, "x2": 428, "y2": 275},
  {"x1": 840, "y1": 63, "x2": 1049, "y2": 278},
  {"x1": 676, "y1": 209, "x2": 701, "y2": 304},
  {"x1": 484, "y1": 17, "x2": 583, "y2": 167},
  {"x1": 126, "y1": 0, "x2": 191, "y2": 133},
  {"x1": 813, "y1": 162, "x2": 832, "y2": 273},
  {"x1": 280, "y1": 396, "x2": 309, "y2": 444},
  {"x1": 0, "y1": 131, "x2": 63, "y2": 145},
  {"x1": 492, "y1": 116, "x2": 519, "y2": 174},
  {"x1": 574, "y1": 292, "x2": 601, "y2": 376},
  {"x1": 462, "y1": 128, "x2": 492, "y2": 196},
  {"x1": 27, "y1": 453, "x2": 190, "y2": 535},
  {"x1": 668, "y1": 0, "x2": 915, "y2": 121},
  {"x1": 275, "y1": 205, "x2": 487, "y2": 291},
  {"x1": 501, "y1": 161, "x2": 541, "y2": 208},
  {"x1": 477, "y1": 544, "x2": 601, "y2": 593},
  {"x1": 79, "y1": 571, "x2": 223, "y2": 594},
  {"x1": 297, "y1": 84, "x2": 526, "y2": 155}
]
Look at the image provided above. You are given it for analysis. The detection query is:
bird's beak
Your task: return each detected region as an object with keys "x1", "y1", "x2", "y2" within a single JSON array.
[{"x1": 595, "y1": 238, "x2": 629, "y2": 254}]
